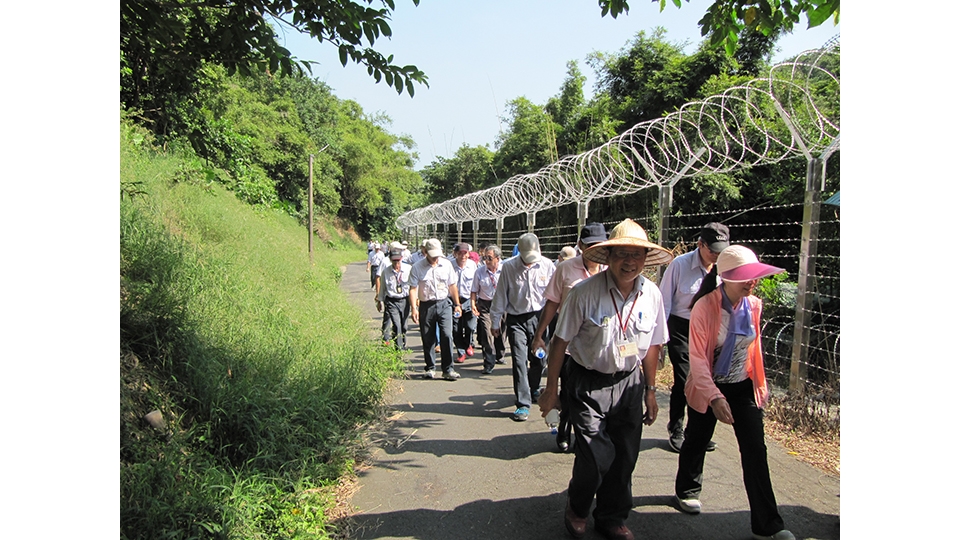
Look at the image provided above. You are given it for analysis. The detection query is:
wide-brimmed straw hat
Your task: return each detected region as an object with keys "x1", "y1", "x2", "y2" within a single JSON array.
[
  {"x1": 717, "y1": 245, "x2": 785, "y2": 282},
  {"x1": 582, "y1": 219, "x2": 673, "y2": 266}
]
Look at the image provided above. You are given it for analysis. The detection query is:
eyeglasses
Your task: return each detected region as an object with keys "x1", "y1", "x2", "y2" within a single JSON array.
[
  {"x1": 610, "y1": 249, "x2": 647, "y2": 261},
  {"x1": 483, "y1": 256, "x2": 498, "y2": 261}
]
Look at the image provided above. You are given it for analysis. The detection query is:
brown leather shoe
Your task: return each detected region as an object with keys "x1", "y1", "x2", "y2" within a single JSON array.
[
  {"x1": 564, "y1": 500, "x2": 587, "y2": 538},
  {"x1": 596, "y1": 523, "x2": 634, "y2": 540}
]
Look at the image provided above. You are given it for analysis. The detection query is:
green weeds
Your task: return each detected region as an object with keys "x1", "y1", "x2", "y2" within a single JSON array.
[{"x1": 120, "y1": 120, "x2": 399, "y2": 538}]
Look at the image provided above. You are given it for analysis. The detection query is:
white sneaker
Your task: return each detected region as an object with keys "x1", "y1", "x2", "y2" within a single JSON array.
[
  {"x1": 752, "y1": 531, "x2": 795, "y2": 540},
  {"x1": 676, "y1": 496, "x2": 702, "y2": 514},
  {"x1": 443, "y1": 369, "x2": 460, "y2": 381},
  {"x1": 423, "y1": 369, "x2": 436, "y2": 379}
]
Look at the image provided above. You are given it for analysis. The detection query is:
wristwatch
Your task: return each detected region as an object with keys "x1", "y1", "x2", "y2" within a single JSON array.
[{"x1": 645, "y1": 385, "x2": 657, "y2": 392}]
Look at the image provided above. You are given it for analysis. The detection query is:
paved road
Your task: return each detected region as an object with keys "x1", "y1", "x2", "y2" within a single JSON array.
[{"x1": 337, "y1": 261, "x2": 839, "y2": 540}]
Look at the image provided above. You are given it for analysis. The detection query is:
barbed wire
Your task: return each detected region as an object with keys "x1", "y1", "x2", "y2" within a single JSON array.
[{"x1": 397, "y1": 39, "x2": 840, "y2": 230}]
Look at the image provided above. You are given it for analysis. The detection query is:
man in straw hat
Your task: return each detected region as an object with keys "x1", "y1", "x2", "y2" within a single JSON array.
[{"x1": 538, "y1": 218, "x2": 672, "y2": 540}]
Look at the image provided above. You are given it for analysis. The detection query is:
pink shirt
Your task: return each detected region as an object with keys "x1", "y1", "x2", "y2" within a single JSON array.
[
  {"x1": 685, "y1": 288, "x2": 770, "y2": 414},
  {"x1": 544, "y1": 255, "x2": 607, "y2": 307}
]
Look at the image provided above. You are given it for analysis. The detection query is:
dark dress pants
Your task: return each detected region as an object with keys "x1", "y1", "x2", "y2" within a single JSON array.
[
  {"x1": 505, "y1": 311, "x2": 543, "y2": 408},
  {"x1": 419, "y1": 298, "x2": 456, "y2": 373},
  {"x1": 566, "y1": 361, "x2": 645, "y2": 529},
  {"x1": 382, "y1": 296, "x2": 407, "y2": 349},
  {"x1": 675, "y1": 379, "x2": 785, "y2": 537},
  {"x1": 667, "y1": 314, "x2": 691, "y2": 430},
  {"x1": 452, "y1": 297, "x2": 477, "y2": 356},
  {"x1": 475, "y1": 298, "x2": 506, "y2": 370}
]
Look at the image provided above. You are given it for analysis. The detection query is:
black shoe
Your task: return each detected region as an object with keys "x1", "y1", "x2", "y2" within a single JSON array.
[
  {"x1": 667, "y1": 422, "x2": 684, "y2": 453},
  {"x1": 706, "y1": 440, "x2": 717, "y2": 452}
]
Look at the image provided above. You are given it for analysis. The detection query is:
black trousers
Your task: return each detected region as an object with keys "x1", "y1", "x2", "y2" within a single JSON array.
[
  {"x1": 675, "y1": 379, "x2": 785, "y2": 536},
  {"x1": 452, "y1": 297, "x2": 477, "y2": 355},
  {"x1": 566, "y1": 360, "x2": 645, "y2": 529},
  {"x1": 419, "y1": 298, "x2": 456, "y2": 373},
  {"x1": 666, "y1": 314, "x2": 691, "y2": 430},
  {"x1": 381, "y1": 296, "x2": 408, "y2": 349}
]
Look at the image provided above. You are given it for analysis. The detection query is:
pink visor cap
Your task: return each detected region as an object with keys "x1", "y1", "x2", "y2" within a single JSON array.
[{"x1": 717, "y1": 245, "x2": 785, "y2": 282}]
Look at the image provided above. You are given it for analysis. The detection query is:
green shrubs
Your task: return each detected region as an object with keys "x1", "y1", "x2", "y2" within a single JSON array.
[{"x1": 120, "y1": 120, "x2": 401, "y2": 538}]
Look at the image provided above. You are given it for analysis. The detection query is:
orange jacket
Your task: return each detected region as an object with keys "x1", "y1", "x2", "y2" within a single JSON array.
[{"x1": 684, "y1": 288, "x2": 769, "y2": 414}]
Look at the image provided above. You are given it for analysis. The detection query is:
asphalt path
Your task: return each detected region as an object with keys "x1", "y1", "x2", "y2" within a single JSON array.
[{"x1": 337, "y1": 261, "x2": 839, "y2": 540}]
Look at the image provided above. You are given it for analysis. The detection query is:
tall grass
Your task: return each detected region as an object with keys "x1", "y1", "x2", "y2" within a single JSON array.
[{"x1": 120, "y1": 120, "x2": 402, "y2": 539}]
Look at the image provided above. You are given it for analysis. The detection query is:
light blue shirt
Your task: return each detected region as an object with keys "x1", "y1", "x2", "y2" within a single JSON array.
[
  {"x1": 658, "y1": 249, "x2": 715, "y2": 320},
  {"x1": 490, "y1": 255, "x2": 556, "y2": 330}
]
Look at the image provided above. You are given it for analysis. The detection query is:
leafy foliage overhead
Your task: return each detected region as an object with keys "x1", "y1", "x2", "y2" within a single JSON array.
[
  {"x1": 599, "y1": 0, "x2": 840, "y2": 55},
  {"x1": 121, "y1": 0, "x2": 428, "y2": 91}
]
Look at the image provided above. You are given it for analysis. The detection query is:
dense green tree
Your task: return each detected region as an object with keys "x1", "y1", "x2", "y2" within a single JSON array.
[
  {"x1": 333, "y1": 101, "x2": 425, "y2": 238},
  {"x1": 420, "y1": 145, "x2": 496, "y2": 205},
  {"x1": 121, "y1": 0, "x2": 429, "y2": 142},
  {"x1": 492, "y1": 97, "x2": 559, "y2": 179}
]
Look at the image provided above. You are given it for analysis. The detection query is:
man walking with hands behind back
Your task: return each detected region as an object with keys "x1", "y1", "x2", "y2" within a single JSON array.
[
  {"x1": 538, "y1": 218, "x2": 672, "y2": 540},
  {"x1": 659, "y1": 223, "x2": 729, "y2": 453}
]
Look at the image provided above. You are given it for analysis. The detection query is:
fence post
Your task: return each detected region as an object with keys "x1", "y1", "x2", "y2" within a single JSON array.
[
  {"x1": 657, "y1": 183, "x2": 673, "y2": 281},
  {"x1": 496, "y1": 217, "x2": 504, "y2": 250},
  {"x1": 308, "y1": 154, "x2": 314, "y2": 265},
  {"x1": 472, "y1": 220, "x2": 479, "y2": 250},
  {"x1": 526, "y1": 211, "x2": 536, "y2": 233},
  {"x1": 577, "y1": 201, "x2": 590, "y2": 230},
  {"x1": 456, "y1": 221, "x2": 463, "y2": 244},
  {"x1": 789, "y1": 157, "x2": 824, "y2": 392}
]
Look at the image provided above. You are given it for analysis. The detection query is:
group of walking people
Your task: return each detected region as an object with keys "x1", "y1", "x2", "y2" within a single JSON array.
[{"x1": 366, "y1": 219, "x2": 795, "y2": 540}]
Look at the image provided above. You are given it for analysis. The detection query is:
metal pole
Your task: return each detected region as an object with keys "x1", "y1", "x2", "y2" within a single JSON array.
[
  {"x1": 577, "y1": 201, "x2": 590, "y2": 230},
  {"x1": 789, "y1": 157, "x2": 823, "y2": 392},
  {"x1": 472, "y1": 220, "x2": 480, "y2": 250},
  {"x1": 496, "y1": 217, "x2": 504, "y2": 249},
  {"x1": 457, "y1": 221, "x2": 463, "y2": 244},
  {"x1": 657, "y1": 183, "x2": 673, "y2": 281},
  {"x1": 526, "y1": 211, "x2": 536, "y2": 233},
  {"x1": 308, "y1": 154, "x2": 314, "y2": 265}
]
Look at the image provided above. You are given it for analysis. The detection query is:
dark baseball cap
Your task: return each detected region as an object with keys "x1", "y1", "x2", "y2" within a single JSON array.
[
  {"x1": 699, "y1": 222, "x2": 730, "y2": 253},
  {"x1": 579, "y1": 222, "x2": 608, "y2": 246}
]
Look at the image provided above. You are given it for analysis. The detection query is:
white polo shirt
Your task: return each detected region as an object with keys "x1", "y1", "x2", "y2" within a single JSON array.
[{"x1": 408, "y1": 257, "x2": 458, "y2": 302}]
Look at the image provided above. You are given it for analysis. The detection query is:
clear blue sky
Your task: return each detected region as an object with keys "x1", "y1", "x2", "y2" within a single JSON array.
[{"x1": 275, "y1": 0, "x2": 840, "y2": 168}]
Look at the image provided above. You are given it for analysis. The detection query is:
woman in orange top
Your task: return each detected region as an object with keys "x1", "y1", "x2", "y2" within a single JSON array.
[{"x1": 673, "y1": 245, "x2": 795, "y2": 540}]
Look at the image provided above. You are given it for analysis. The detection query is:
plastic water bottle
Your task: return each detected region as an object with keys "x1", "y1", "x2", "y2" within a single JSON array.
[
  {"x1": 534, "y1": 347, "x2": 546, "y2": 359},
  {"x1": 545, "y1": 409, "x2": 560, "y2": 434}
]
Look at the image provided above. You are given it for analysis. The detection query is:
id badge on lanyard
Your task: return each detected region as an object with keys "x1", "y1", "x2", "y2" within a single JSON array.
[{"x1": 610, "y1": 289, "x2": 640, "y2": 370}]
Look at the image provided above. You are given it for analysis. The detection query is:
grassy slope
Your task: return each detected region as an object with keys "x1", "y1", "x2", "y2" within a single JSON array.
[{"x1": 120, "y1": 120, "x2": 401, "y2": 539}]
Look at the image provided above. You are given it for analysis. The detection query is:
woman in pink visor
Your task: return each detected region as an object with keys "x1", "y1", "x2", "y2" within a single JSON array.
[{"x1": 673, "y1": 245, "x2": 795, "y2": 540}]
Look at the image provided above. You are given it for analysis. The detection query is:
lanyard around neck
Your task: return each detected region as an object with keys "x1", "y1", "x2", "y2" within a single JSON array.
[{"x1": 609, "y1": 287, "x2": 640, "y2": 339}]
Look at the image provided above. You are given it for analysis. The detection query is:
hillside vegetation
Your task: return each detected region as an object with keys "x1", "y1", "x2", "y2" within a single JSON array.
[{"x1": 120, "y1": 119, "x2": 402, "y2": 539}]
